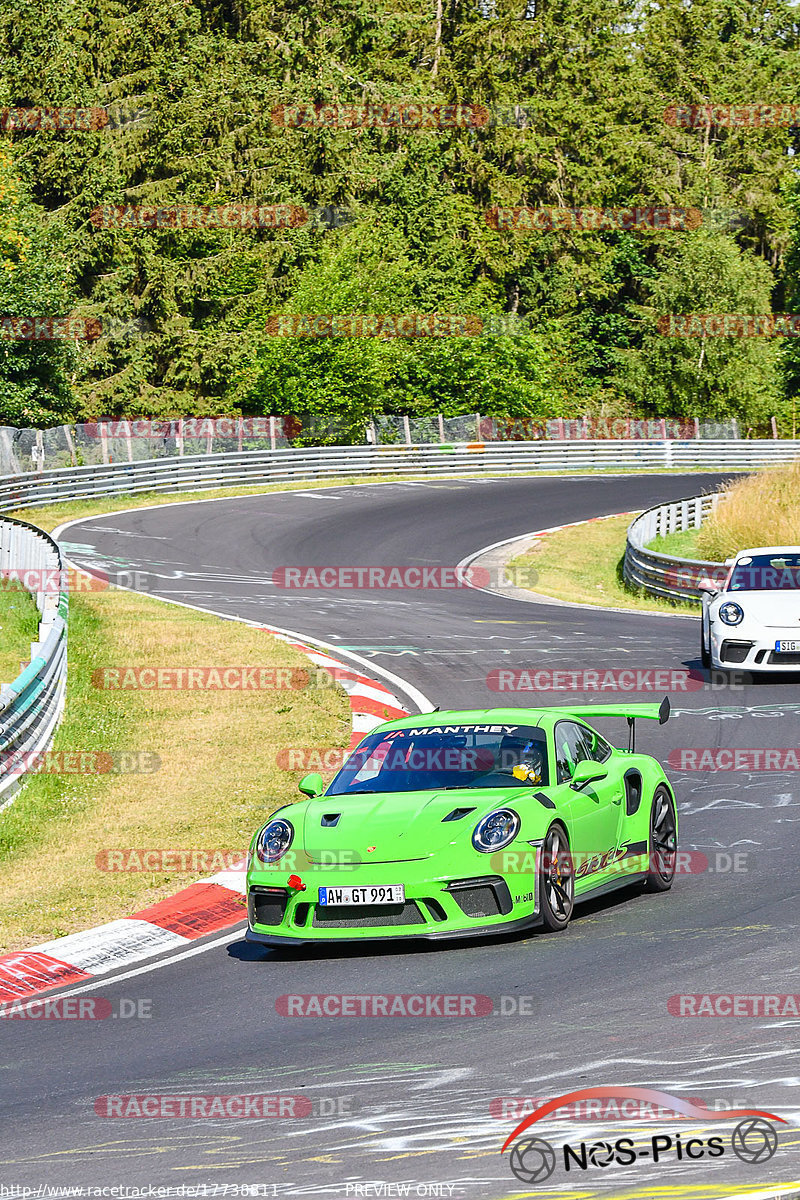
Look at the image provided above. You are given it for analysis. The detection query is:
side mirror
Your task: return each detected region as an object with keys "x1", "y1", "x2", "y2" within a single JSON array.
[
  {"x1": 698, "y1": 575, "x2": 721, "y2": 595},
  {"x1": 570, "y1": 761, "x2": 609, "y2": 791},
  {"x1": 298, "y1": 772, "x2": 324, "y2": 798}
]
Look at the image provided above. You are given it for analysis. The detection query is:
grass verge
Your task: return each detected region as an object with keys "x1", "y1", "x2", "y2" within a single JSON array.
[
  {"x1": 0, "y1": 584, "x2": 351, "y2": 951},
  {"x1": 507, "y1": 515, "x2": 697, "y2": 614},
  {"x1": 647, "y1": 526, "x2": 702, "y2": 557},
  {"x1": 0, "y1": 583, "x2": 40, "y2": 683}
]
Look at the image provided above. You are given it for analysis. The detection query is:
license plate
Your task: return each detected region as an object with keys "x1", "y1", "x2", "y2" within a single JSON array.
[
  {"x1": 775, "y1": 640, "x2": 800, "y2": 652},
  {"x1": 318, "y1": 885, "x2": 405, "y2": 906}
]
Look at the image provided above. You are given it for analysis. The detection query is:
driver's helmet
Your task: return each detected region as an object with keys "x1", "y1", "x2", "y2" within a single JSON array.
[{"x1": 499, "y1": 735, "x2": 545, "y2": 784}]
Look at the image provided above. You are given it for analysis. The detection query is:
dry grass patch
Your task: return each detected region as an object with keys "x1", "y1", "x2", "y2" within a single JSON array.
[
  {"x1": 696, "y1": 461, "x2": 800, "y2": 561},
  {"x1": 0, "y1": 587, "x2": 350, "y2": 950}
]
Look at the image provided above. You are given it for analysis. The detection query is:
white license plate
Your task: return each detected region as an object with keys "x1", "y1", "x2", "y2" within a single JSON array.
[
  {"x1": 318, "y1": 885, "x2": 405, "y2": 906},
  {"x1": 775, "y1": 640, "x2": 800, "y2": 652}
]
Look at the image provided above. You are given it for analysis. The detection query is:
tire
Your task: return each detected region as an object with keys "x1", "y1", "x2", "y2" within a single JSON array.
[
  {"x1": 539, "y1": 823, "x2": 574, "y2": 931},
  {"x1": 701, "y1": 616, "x2": 711, "y2": 668},
  {"x1": 643, "y1": 785, "x2": 677, "y2": 892}
]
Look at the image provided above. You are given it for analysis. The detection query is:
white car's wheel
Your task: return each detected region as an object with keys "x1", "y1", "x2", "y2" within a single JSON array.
[{"x1": 700, "y1": 613, "x2": 711, "y2": 668}]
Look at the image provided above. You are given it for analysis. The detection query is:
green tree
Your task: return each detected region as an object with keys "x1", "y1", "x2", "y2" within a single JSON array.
[
  {"x1": 0, "y1": 147, "x2": 76, "y2": 425},
  {"x1": 613, "y1": 230, "x2": 782, "y2": 426}
]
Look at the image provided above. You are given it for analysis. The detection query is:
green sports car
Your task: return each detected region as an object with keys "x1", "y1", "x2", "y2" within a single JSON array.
[{"x1": 245, "y1": 700, "x2": 677, "y2": 946}]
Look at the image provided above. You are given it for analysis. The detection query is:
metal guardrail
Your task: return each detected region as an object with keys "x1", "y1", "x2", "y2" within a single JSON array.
[
  {"x1": 0, "y1": 438, "x2": 798, "y2": 509},
  {"x1": 0, "y1": 518, "x2": 68, "y2": 809},
  {"x1": 624, "y1": 493, "x2": 728, "y2": 603}
]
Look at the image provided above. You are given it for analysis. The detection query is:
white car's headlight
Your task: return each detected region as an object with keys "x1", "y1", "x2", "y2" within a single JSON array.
[
  {"x1": 472, "y1": 809, "x2": 520, "y2": 853},
  {"x1": 718, "y1": 601, "x2": 744, "y2": 626},
  {"x1": 255, "y1": 818, "x2": 294, "y2": 863}
]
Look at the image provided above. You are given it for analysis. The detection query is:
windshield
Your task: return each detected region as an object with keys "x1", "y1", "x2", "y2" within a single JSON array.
[
  {"x1": 327, "y1": 723, "x2": 550, "y2": 795},
  {"x1": 728, "y1": 553, "x2": 800, "y2": 592}
]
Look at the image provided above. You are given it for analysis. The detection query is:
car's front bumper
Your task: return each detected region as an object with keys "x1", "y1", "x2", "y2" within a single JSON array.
[
  {"x1": 711, "y1": 624, "x2": 800, "y2": 672},
  {"x1": 245, "y1": 911, "x2": 542, "y2": 946},
  {"x1": 245, "y1": 861, "x2": 540, "y2": 943}
]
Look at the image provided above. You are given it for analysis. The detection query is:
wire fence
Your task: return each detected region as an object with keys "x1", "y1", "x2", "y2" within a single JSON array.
[{"x1": 0, "y1": 414, "x2": 748, "y2": 475}]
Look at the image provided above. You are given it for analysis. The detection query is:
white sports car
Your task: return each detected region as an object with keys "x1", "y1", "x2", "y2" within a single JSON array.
[{"x1": 701, "y1": 546, "x2": 800, "y2": 673}]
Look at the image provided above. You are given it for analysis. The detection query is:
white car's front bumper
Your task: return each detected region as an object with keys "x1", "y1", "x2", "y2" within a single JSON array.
[{"x1": 710, "y1": 622, "x2": 800, "y2": 672}]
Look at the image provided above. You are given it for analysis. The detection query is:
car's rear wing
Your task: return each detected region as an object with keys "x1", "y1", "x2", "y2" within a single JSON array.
[{"x1": 552, "y1": 696, "x2": 670, "y2": 751}]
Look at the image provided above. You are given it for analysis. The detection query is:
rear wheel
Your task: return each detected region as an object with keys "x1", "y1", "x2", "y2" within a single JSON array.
[
  {"x1": 539, "y1": 824, "x2": 574, "y2": 931},
  {"x1": 644, "y1": 785, "x2": 677, "y2": 892}
]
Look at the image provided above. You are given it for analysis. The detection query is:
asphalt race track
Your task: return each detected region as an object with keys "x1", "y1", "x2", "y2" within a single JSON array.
[{"x1": 3, "y1": 472, "x2": 799, "y2": 1199}]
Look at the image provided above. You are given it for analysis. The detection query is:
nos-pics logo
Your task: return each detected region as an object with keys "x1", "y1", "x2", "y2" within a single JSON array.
[{"x1": 502, "y1": 1087, "x2": 784, "y2": 1184}]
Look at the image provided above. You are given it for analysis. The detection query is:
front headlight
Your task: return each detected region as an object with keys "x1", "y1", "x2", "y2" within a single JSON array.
[
  {"x1": 719, "y1": 601, "x2": 744, "y2": 626},
  {"x1": 255, "y1": 818, "x2": 294, "y2": 864},
  {"x1": 472, "y1": 808, "x2": 520, "y2": 853}
]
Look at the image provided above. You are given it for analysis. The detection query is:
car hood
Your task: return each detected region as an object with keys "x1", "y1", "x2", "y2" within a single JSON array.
[
  {"x1": 299, "y1": 788, "x2": 528, "y2": 864},
  {"x1": 718, "y1": 591, "x2": 800, "y2": 627}
]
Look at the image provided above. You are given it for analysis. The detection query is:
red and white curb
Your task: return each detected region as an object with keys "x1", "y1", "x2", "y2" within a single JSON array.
[{"x1": 0, "y1": 633, "x2": 409, "y2": 1004}]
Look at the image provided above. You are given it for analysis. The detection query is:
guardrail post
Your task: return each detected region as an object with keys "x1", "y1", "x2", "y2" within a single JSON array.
[{"x1": 63, "y1": 425, "x2": 77, "y2": 466}]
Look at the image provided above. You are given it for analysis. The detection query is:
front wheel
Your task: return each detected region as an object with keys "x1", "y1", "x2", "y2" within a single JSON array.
[
  {"x1": 643, "y1": 785, "x2": 677, "y2": 892},
  {"x1": 701, "y1": 616, "x2": 711, "y2": 668},
  {"x1": 539, "y1": 824, "x2": 574, "y2": 931}
]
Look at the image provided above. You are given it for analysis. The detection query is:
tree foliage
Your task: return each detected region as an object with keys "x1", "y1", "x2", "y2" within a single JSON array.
[{"x1": 1, "y1": 0, "x2": 799, "y2": 430}]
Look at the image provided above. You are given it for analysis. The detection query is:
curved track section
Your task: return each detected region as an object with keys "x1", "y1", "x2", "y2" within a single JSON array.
[{"x1": 3, "y1": 473, "x2": 799, "y2": 1199}]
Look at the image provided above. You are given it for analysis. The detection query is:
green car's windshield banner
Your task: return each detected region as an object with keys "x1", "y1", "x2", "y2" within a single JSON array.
[{"x1": 327, "y1": 725, "x2": 549, "y2": 794}]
